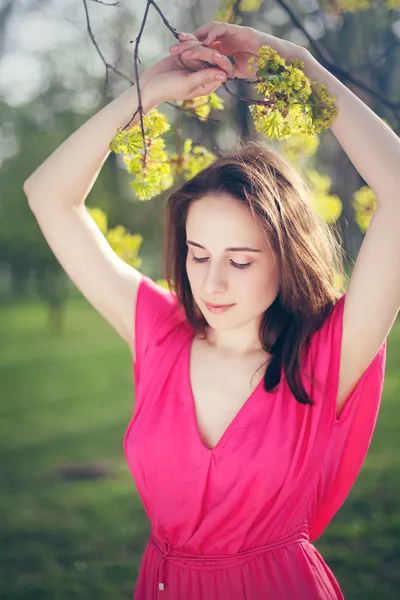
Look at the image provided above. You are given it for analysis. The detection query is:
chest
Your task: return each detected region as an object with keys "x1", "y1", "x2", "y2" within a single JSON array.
[{"x1": 189, "y1": 337, "x2": 270, "y2": 450}]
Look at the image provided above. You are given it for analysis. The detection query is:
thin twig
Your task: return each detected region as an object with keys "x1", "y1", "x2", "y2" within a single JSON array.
[
  {"x1": 274, "y1": 0, "x2": 337, "y2": 67},
  {"x1": 84, "y1": 0, "x2": 219, "y2": 122},
  {"x1": 240, "y1": 78, "x2": 262, "y2": 85},
  {"x1": 82, "y1": 0, "x2": 134, "y2": 94},
  {"x1": 89, "y1": 0, "x2": 120, "y2": 6},
  {"x1": 121, "y1": 107, "x2": 140, "y2": 131},
  {"x1": 150, "y1": 0, "x2": 180, "y2": 39},
  {"x1": 129, "y1": 0, "x2": 152, "y2": 167},
  {"x1": 199, "y1": 58, "x2": 268, "y2": 106}
]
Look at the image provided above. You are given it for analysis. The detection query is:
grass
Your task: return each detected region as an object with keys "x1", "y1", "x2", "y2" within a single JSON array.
[{"x1": 0, "y1": 296, "x2": 399, "y2": 599}]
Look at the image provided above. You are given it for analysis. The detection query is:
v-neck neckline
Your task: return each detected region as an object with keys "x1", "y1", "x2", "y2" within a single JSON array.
[{"x1": 185, "y1": 330, "x2": 265, "y2": 454}]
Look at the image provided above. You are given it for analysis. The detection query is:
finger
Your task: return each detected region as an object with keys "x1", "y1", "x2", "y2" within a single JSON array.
[
  {"x1": 181, "y1": 46, "x2": 234, "y2": 78},
  {"x1": 176, "y1": 31, "x2": 198, "y2": 42},
  {"x1": 169, "y1": 40, "x2": 203, "y2": 55},
  {"x1": 202, "y1": 24, "x2": 230, "y2": 47},
  {"x1": 170, "y1": 39, "x2": 222, "y2": 54},
  {"x1": 192, "y1": 21, "x2": 221, "y2": 41},
  {"x1": 186, "y1": 67, "x2": 227, "y2": 98},
  {"x1": 193, "y1": 22, "x2": 228, "y2": 47},
  {"x1": 169, "y1": 41, "x2": 231, "y2": 75}
]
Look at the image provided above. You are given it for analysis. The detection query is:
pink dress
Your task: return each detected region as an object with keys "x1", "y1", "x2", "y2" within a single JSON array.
[{"x1": 124, "y1": 275, "x2": 387, "y2": 599}]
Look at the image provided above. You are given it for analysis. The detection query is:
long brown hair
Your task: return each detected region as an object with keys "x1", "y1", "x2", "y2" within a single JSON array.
[{"x1": 163, "y1": 139, "x2": 347, "y2": 406}]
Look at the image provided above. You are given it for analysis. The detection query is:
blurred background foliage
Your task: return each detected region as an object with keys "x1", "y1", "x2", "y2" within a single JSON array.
[{"x1": 0, "y1": 0, "x2": 400, "y2": 598}]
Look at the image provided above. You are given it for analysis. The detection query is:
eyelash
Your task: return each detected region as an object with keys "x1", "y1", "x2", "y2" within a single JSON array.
[{"x1": 191, "y1": 256, "x2": 252, "y2": 269}]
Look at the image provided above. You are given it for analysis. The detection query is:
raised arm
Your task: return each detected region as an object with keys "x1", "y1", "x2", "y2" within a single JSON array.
[
  {"x1": 23, "y1": 82, "x2": 156, "y2": 356},
  {"x1": 22, "y1": 40, "x2": 229, "y2": 357}
]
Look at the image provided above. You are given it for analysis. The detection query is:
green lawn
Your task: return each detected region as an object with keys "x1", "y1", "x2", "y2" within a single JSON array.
[{"x1": 1, "y1": 297, "x2": 399, "y2": 599}]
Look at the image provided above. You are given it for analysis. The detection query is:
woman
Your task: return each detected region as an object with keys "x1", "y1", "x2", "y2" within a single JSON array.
[{"x1": 23, "y1": 21, "x2": 398, "y2": 600}]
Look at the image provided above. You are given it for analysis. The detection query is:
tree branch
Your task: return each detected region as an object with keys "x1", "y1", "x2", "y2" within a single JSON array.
[
  {"x1": 83, "y1": 0, "x2": 400, "y2": 165},
  {"x1": 128, "y1": 0, "x2": 153, "y2": 165},
  {"x1": 89, "y1": 0, "x2": 120, "y2": 6},
  {"x1": 83, "y1": 0, "x2": 135, "y2": 94},
  {"x1": 150, "y1": 0, "x2": 181, "y2": 37}
]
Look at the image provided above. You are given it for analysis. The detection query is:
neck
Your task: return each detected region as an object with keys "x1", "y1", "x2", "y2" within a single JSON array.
[{"x1": 204, "y1": 320, "x2": 265, "y2": 357}]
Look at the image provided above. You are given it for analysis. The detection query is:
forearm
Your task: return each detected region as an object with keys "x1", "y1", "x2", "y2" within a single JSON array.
[
  {"x1": 302, "y1": 54, "x2": 400, "y2": 204},
  {"x1": 23, "y1": 81, "x2": 157, "y2": 209}
]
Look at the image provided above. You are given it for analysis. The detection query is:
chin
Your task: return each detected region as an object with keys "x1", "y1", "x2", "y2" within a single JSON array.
[{"x1": 205, "y1": 315, "x2": 243, "y2": 330}]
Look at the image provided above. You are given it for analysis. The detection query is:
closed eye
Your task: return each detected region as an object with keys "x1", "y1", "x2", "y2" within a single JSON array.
[{"x1": 191, "y1": 256, "x2": 252, "y2": 269}]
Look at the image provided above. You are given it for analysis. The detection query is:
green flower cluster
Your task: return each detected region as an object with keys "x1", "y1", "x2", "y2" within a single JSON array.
[
  {"x1": 238, "y1": 0, "x2": 263, "y2": 10},
  {"x1": 215, "y1": 0, "x2": 262, "y2": 23},
  {"x1": 109, "y1": 108, "x2": 217, "y2": 200},
  {"x1": 248, "y1": 46, "x2": 338, "y2": 140},
  {"x1": 109, "y1": 46, "x2": 339, "y2": 199},
  {"x1": 88, "y1": 207, "x2": 143, "y2": 268},
  {"x1": 114, "y1": 110, "x2": 173, "y2": 200},
  {"x1": 352, "y1": 185, "x2": 377, "y2": 232},
  {"x1": 177, "y1": 92, "x2": 224, "y2": 121},
  {"x1": 170, "y1": 138, "x2": 216, "y2": 179}
]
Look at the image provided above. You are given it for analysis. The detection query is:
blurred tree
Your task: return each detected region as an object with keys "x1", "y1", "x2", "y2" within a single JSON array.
[
  {"x1": 1, "y1": 0, "x2": 399, "y2": 328},
  {"x1": 0, "y1": 78, "x2": 122, "y2": 332}
]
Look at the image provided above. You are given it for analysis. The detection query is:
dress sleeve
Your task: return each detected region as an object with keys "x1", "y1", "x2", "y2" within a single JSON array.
[
  {"x1": 133, "y1": 274, "x2": 181, "y2": 386},
  {"x1": 307, "y1": 294, "x2": 387, "y2": 542}
]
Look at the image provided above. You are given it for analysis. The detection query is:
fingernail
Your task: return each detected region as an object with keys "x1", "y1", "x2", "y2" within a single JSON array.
[
  {"x1": 214, "y1": 52, "x2": 223, "y2": 59},
  {"x1": 179, "y1": 32, "x2": 189, "y2": 37},
  {"x1": 215, "y1": 73, "x2": 227, "y2": 80}
]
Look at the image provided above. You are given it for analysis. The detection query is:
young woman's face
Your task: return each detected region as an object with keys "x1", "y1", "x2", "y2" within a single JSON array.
[{"x1": 185, "y1": 194, "x2": 280, "y2": 330}]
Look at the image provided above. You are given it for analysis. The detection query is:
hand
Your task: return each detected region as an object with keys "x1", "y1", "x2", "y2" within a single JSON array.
[
  {"x1": 185, "y1": 22, "x2": 310, "y2": 79},
  {"x1": 141, "y1": 32, "x2": 232, "y2": 106}
]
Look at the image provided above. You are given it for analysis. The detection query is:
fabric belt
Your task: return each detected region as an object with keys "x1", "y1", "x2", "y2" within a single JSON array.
[{"x1": 150, "y1": 524, "x2": 309, "y2": 592}]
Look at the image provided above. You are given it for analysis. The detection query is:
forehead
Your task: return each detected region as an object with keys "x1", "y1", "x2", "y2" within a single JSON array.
[{"x1": 186, "y1": 194, "x2": 264, "y2": 244}]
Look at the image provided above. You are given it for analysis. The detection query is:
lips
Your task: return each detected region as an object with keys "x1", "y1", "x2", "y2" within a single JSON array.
[
  {"x1": 203, "y1": 301, "x2": 236, "y2": 314},
  {"x1": 205, "y1": 303, "x2": 234, "y2": 308}
]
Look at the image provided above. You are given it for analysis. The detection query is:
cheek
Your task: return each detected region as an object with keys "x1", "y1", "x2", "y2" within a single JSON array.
[
  {"x1": 240, "y1": 265, "x2": 279, "y2": 308},
  {"x1": 241, "y1": 271, "x2": 266, "y2": 297}
]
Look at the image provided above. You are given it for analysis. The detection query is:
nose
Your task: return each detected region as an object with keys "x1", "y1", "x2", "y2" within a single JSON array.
[{"x1": 202, "y1": 262, "x2": 228, "y2": 295}]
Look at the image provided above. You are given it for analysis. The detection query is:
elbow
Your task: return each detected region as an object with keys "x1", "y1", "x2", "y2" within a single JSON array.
[
  {"x1": 23, "y1": 178, "x2": 38, "y2": 210},
  {"x1": 23, "y1": 182, "x2": 41, "y2": 215},
  {"x1": 23, "y1": 178, "x2": 32, "y2": 199}
]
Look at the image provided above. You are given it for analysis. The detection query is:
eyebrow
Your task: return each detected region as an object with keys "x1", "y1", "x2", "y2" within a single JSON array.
[{"x1": 186, "y1": 240, "x2": 262, "y2": 253}]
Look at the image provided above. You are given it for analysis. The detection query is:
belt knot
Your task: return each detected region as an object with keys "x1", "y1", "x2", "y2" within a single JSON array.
[
  {"x1": 156, "y1": 536, "x2": 171, "y2": 590},
  {"x1": 151, "y1": 525, "x2": 309, "y2": 593}
]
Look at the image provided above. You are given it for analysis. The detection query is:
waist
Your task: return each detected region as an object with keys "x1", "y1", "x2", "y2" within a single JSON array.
[{"x1": 150, "y1": 524, "x2": 310, "y2": 592}]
